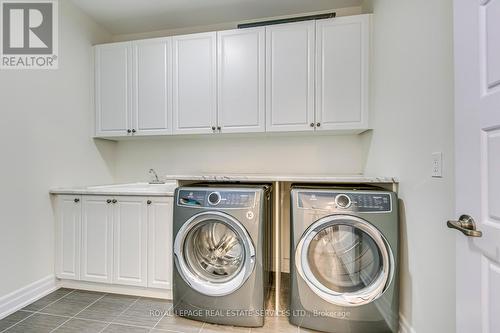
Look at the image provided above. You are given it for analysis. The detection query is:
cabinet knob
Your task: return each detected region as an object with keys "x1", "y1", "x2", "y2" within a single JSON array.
[
  {"x1": 127, "y1": 129, "x2": 132, "y2": 134},
  {"x1": 316, "y1": 122, "x2": 321, "y2": 127},
  {"x1": 310, "y1": 123, "x2": 315, "y2": 127},
  {"x1": 74, "y1": 198, "x2": 80, "y2": 203},
  {"x1": 112, "y1": 199, "x2": 117, "y2": 204},
  {"x1": 217, "y1": 126, "x2": 221, "y2": 131},
  {"x1": 132, "y1": 129, "x2": 136, "y2": 133},
  {"x1": 211, "y1": 126, "x2": 216, "y2": 131},
  {"x1": 147, "y1": 200, "x2": 152, "y2": 205},
  {"x1": 106, "y1": 199, "x2": 112, "y2": 204}
]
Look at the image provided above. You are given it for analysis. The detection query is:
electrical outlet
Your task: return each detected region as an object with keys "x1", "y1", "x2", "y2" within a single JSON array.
[{"x1": 432, "y1": 152, "x2": 443, "y2": 178}]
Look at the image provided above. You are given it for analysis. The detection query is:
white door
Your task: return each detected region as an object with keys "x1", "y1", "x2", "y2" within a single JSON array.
[
  {"x1": 55, "y1": 195, "x2": 81, "y2": 280},
  {"x1": 81, "y1": 196, "x2": 113, "y2": 283},
  {"x1": 95, "y1": 42, "x2": 132, "y2": 137},
  {"x1": 133, "y1": 38, "x2": 172, "y2": 136},
  {"x1": 147, "y1": 197, "x2": 173, "y2": 290},
  {"x1": 265, "y1": 21, "x2": 315, "y2": 132},
  {"x1": 113, "y1": 196, "x2": 148, "y2": 287},
  {"x1": 172, "y1": 32, "x2": 217, "y2": 134},
  {"x1": 453, "y1": 0, "x2": 500, "y2": 332},
  {"x1": 315, "y1": 15, "x2": 370, "y2": 131},
  {"x1": 217, "y1": 28, "x2": 265, "y2": 133}
]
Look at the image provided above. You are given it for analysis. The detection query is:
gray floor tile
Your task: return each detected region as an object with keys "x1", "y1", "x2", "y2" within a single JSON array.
[
  {"x1": 42, "y1": 291, "x2": 104, "y2": 317},
  {"x1": 0, "y1": 311, "x2": 33, "y2": 331},
  {"x1": 154, "y1": 314, "x2": 204, "y2": 333},
  {"x1": 112, "y1": 297, "x2": 171, "y2": 328},
  {"x1": 23, "y1": 289, "x2": 74, "y2": 311},
  {"x1": 52, "y1": 318, "x2": 108, "y2": 333},
  {"x1": 102, "y1": 324, "x2": 149, "y2": 333},
  {"x1": 201, "y1": 322, "x2": 251, "y2": 333},
  {"x1": 4, "y1": 313, "x2": 68, "y2": 333},
  {"x1": 250, "y1": 316, "x2": 298, "y2": 333},
  {"x1": 76, "y1": 294, "x2": 138, "y2": 322}
]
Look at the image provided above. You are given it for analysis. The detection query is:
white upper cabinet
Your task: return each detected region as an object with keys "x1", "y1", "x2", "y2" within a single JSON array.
[
  {"x1": 94, "y1": 14, "x2": 372, "y2": 137},
  {"x1": 265, "y1": 21, "x2": 315, "y2": 132},
  {"x1": 95, "y1": 42, "x2": 132, "y2": 137},
  {"x1": 172, "y1": 32, "x2": 217, "y2": 134},
  {"x1": 217, "y1": 28, "x2": 265, "y2": 133},
  {"x1": 315, "y1": 15, "x2": 371, "y2": 130},
  {"x1": 133, "y1": 38, "x2": 172, "y2": 135}
]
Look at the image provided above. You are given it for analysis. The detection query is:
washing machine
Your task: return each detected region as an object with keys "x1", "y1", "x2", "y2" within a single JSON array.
[
  {"x1": 173, "y1": 184, "x2": 272, "y2": 327},
  {"x1": 290, "y1": 186, "x2": 399, "y2": 333}
]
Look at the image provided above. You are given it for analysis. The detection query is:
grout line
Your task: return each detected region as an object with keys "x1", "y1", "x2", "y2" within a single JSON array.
[
  {"x1": 0, "y1": 289, "x2": 76, "y2": 333},
  {"x1": 97, "y1": 296, "x2": 141, "y2": 333},
  {"x1": 149, "y1": 300, "x2": 174, "y2": 332},
  {"x1": 49, "y1": 292, "x2": 108, "y2": 333}
]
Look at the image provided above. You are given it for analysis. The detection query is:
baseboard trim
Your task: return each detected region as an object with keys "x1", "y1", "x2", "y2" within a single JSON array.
[
  {"x1": 0, "y1": 275, "x2": 57, "y2": 320},
  {"x1": 59, "y1": 280, "x2": 172, "y2": 300},
  {"x1": 400, "y1": 312, "x2": 416, "y2": 333}
]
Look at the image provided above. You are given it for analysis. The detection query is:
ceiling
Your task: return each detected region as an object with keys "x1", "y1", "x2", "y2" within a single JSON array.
[{"x1": 70, "y1": 0, "x2": 362, "y2": 35}]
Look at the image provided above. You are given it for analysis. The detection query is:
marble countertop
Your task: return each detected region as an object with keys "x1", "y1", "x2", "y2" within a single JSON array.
[
  {"x1": 164, "y1": 174, "x2": 398, "y2": 184},
  {"x1": 50, "y1": 182, "x2": 177, "y2": 196}
]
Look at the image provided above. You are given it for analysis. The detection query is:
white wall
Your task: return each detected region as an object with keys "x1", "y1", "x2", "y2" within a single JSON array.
[
  {"x1": 114, "y1": 134, "x2": 368, "y2": 181},
  {"x1": 363, "y1": 0, "x2": 455, "y2": 332},
  {"x1": 0, "y1": 1, "x2": 115, "y2": 297}
]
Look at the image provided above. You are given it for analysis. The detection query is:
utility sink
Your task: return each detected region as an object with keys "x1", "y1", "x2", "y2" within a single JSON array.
[{"x1": 85, "y1": 182, "x2": 178, "y2": 194}]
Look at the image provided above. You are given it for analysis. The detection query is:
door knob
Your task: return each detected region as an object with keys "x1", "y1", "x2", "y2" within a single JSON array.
[{"x1": 447, "y1": 215, "x2": 482, "y2": 237}]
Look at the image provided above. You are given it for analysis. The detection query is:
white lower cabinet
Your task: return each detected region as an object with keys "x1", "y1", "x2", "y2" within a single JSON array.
[
  {"x1": 147, "y1": 197, "x2": 173, "y2": 290},
  {"x1": 55, "y1": 195, "x2": 82, "y2": 280},
  {"x1": 55, "y1": 195, "x2": 173, "y2": 290},
  {"x1": 113, "y1": 196, "x2": 148, "y2": 287},
  {"x1": 81, "y1": 196, "x2": 114, "y2": 283}
]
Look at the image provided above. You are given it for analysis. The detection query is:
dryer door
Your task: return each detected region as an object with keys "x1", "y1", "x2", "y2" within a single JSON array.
[
  {"x1": 174, "y1": 211, "x2": 256, "y2": 296},
  {"x1": 295, "y1": 214, "x2": 394, "y2": 307}
]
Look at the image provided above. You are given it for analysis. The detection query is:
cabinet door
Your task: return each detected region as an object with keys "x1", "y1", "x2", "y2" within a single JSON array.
[
  {"x1": 133, "y1": 38, "x2": 172, "y2": 136},
  {"x1": 95, "y1": 42, "x2": 132, "y2": 137},
  {"x1": 315, "y1": 15, "x2": 371, "y2": 130},
  {"x1": 55, "y1": 195, "x2": 81, "y2": 280},
  {"x1": 217, "y1": 28, "x2": 265, "y2": 133},
  {"x1": 172, "y1": 32, "x2": 217, "y2": 134},
  {"x1": 81, "y1": 196, "x2": 113, "y2": 283},
  {"x1": 147, "y1": 197, "x2": 173, "y2": 290},
  {"x1": 266, "y1": 21, "x2": 315, "y2": 132},
  {"x1": 113, "y1": 196, "x2": 148, "y2": 287}
]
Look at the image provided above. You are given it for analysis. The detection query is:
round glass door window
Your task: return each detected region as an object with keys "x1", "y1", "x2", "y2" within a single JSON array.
[
  {"x1": 296, "y1": 215, "x2": 393, "y2": 306},
  {"x1": 174, "y1": 211, "x2": 256, "y2": 296},
  {"x1": 183, "y1": 220, "x2": 244, "y2": 282}
]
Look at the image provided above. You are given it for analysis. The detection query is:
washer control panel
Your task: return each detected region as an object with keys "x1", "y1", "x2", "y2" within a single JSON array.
[
  {"x1": 178, "y1": 189, "x2": 256, "y2": 209},
  {"x1": 297, "y1": 191, "x2": 392, "y2": 212}
]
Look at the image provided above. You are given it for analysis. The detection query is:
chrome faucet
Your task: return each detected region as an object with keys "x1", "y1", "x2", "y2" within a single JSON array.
[{"x1": 148, "y1": 169, "x2": 164, "y2": 184}]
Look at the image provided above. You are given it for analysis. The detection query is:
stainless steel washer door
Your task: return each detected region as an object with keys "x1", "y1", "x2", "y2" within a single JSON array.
[
  {"x1": 295, "y1": 215, "x2": 394, "y2": 307},
  {"x1": 174, "y1": 211, "x2": 256, "y2": 296}
]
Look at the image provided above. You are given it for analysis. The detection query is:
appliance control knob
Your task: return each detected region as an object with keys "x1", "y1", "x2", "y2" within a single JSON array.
[
  {"x1": 335, "y1": 194, "x2": 351, "y2": 209},
  {"x1": 208, "y1": 192, "x2": 221, "y2": 205}
]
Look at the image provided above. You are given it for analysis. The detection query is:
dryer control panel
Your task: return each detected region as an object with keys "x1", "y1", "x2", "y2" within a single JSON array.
[
  {"x1": 297, "y1": 191, "x2": 392, "y2": 212},
  {"x1": 177, "y1": 189, "x2": 256, "y2": 209}
]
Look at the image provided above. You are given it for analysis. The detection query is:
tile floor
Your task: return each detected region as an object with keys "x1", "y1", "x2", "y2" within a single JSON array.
[{"x1": 0, "y1": 279, "x2": 319, "y2": 332}]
